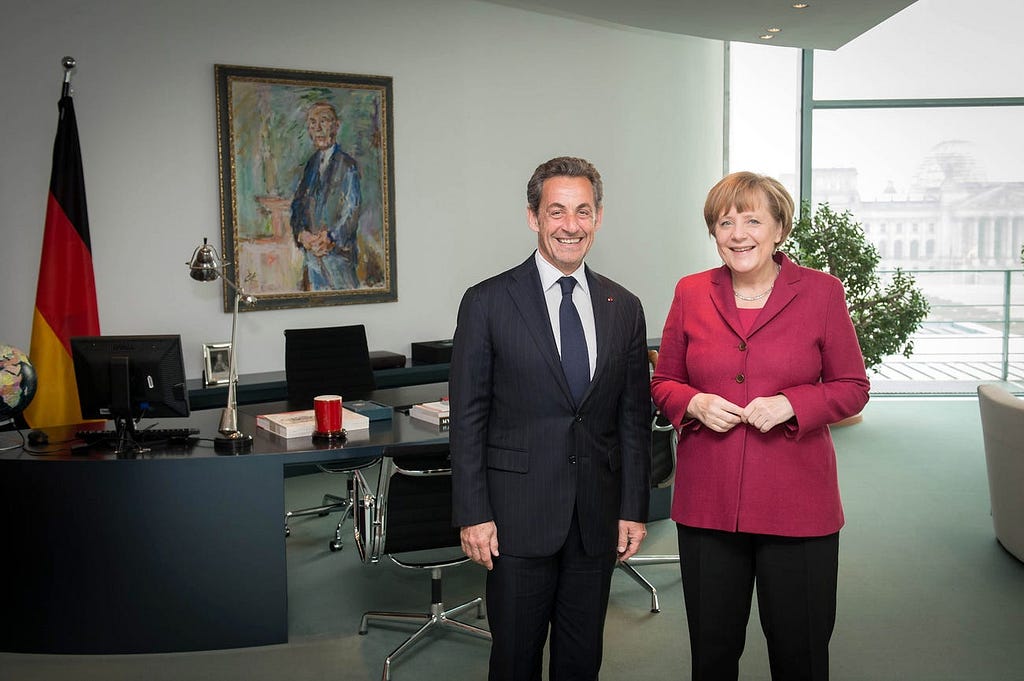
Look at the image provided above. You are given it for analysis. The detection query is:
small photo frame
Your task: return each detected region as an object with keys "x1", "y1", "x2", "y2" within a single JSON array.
[{"x1": 203, "y1": 342, "x2": 232, "y2": 386}]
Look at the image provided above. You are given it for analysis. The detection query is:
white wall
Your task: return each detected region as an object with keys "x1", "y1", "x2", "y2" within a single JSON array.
[{"x1": 0, "y1": 0, "x2": 722, "y2": 378}]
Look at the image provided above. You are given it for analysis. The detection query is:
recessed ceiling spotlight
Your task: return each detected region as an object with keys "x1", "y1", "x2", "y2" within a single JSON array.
[
  {"x1": 767, "y1": 27, "x2": 781, "y2": 32},
  {"x1": 759, "y1": 33, "x2": 775, "y2": 40},
  {"x1": 792, "y1": 3, "x2": 809, "y2": 8}
]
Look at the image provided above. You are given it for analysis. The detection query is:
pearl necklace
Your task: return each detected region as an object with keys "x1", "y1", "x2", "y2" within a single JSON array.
[{"x1": 733, "y1": 263, "x2": 781, "y2": 302}]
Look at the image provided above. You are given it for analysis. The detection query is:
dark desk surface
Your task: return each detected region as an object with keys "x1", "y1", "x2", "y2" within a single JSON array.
[{"x1": 1, "y1": 383, "x2": 451, "y2": 465}]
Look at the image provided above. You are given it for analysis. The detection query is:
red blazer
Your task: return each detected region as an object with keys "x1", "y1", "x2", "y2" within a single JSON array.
[{"x1": 651, "y1": 253, "x2": 870, "y2": 537}]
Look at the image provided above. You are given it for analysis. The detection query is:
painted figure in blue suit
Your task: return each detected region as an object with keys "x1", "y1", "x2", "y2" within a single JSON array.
[
  {"x1": 451, "y1": 157, "x2": 651, "y2": 681},
  {"x1": 290, "y1": 101, "x2": 361, "y2": 291}
]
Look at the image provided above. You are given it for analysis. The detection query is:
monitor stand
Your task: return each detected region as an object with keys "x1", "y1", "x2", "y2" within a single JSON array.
[
  {"x1": 109, "y1": 356, "x2": 149, "y2": 456},
  {"x1": 108, "y1": 415, "x2": 150, "y2": 457}
]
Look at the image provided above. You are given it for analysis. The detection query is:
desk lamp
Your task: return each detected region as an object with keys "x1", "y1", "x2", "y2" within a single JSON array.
[{"x1": 187, "y1": 238, "x2": 256, "y2": 454}]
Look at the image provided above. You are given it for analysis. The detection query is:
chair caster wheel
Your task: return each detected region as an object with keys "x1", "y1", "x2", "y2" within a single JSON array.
[
  {"x1": 285, "y1": 526, "x2": 291, "y2": 537},
  {"x1": 329, "y1": 540, "x2": 343, "y2": 552}
]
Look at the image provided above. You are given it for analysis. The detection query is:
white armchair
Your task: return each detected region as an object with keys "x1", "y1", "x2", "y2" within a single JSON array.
[{"x1": 977, "y1": 384, "x2": 1024, "y2": 562}]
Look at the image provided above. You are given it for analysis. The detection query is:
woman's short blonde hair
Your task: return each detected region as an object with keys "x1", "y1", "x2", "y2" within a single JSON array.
[{"x1": 703, "y1": 172, "x2": 795, "y2": 247}]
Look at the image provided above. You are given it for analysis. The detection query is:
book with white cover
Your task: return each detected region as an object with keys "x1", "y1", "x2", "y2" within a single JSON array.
[
  {"x1": 256, "y1": 407, "x2": 370, "y2": 438},
  {"x1": 409, "y1": 400, "x2": 450, "y2": 427}
]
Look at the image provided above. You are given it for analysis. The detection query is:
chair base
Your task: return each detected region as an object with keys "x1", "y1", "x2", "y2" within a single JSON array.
[
  {"x1": 284, "y1": 493, "x2": 350, "y2": 552},
  {"x1": 617, "y1": 554, "x2": 680, "y2": 613},
  {"x1": 359, "y1": 568, "x2": 491, "y2": 681}
]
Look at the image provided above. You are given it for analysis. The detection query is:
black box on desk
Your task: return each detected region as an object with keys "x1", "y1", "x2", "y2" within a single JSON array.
[
  {"x1": 369, "y1": 350, "x2": 407, "y2": 370},
  {"x1": 345, "y1": 399, "x2": 394, "y2": 421},
  {"x1": 411, "y1": 339, "x2": 454, "y2": 364}
]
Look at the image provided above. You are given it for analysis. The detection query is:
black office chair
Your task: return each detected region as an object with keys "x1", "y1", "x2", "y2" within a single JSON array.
[
  {"x1": 616, "y1": 349, "x2": 681, "y2": 613},
  {"x1": 283, "y1": 324, "x2": 381, "y2": 551},
  {"x1": 352, "y1": 442, "x2": 491, "y2": 681}
]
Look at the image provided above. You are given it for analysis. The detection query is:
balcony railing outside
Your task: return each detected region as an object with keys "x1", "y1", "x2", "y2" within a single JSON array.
[{"x1": 871, "y1": 268, "x2": 1024, "y2": 395}]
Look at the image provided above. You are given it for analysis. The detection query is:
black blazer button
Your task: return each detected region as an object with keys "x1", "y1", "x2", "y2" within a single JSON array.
[
  {"x1": 735, "y1": 373, "x2": 745, "y2": 384},
  {"x1": 575, "y1": 415, "x2": 584, "y2": 423},
  {"x1": 569, "y1": 455, "x2": 577, "y2": 464},
  {"x1": 738, "y1": 341, "x2": 747, "y2": 351}
]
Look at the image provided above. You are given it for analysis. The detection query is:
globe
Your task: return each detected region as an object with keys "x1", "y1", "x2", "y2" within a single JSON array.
[{"x1": 1, "y1": 344, "x2": 37, "y2": 420}]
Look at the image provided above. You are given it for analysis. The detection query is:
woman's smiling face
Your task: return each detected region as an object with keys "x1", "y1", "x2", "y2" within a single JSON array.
[{"x1": 712, "y1": 190, "x2": 783, "y2": 277}]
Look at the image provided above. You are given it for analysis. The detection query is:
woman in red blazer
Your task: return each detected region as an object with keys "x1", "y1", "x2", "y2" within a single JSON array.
[{"x1": 651, "y1": 172, "x2": 870, "y2": 681}]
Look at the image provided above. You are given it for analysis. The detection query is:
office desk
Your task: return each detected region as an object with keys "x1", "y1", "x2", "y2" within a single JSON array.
[{"x1": 0, "y1": 384, "x2": 450, "y2": 655}]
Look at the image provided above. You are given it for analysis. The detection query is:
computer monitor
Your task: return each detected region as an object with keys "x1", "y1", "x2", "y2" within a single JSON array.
[{"x1": 71, "y1": 335, "x2": 191, "y2": 438}]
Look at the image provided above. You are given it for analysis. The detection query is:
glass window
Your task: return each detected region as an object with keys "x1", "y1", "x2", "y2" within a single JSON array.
[
  {"x1": 811, "y1": 106, "x2": 1024, "y2": 269},
  {"x1": 814, "y1": 0, "x2": 1024, "y2": 100},
  {"x1": 727, "y1": 42, "x2": 801, "y2": 198}
]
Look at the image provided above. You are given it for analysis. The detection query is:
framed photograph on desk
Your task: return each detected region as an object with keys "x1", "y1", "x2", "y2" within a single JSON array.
[{"x1": 203, "y1": 342, "x2": 231, "y2": 385}]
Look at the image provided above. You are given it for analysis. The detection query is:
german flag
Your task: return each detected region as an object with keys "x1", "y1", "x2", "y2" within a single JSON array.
[{"x1": 24, "y1": 89, "x2": 100, "y2": 428}]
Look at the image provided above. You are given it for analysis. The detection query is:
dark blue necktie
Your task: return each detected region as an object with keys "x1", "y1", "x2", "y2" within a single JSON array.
[{"x1": 558, "y1": 276, "x2": 590, "y2": 406}]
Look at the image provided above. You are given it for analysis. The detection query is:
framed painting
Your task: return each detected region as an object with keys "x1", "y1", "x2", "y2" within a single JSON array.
[{"x1": 214, "y1": 64, "x2": 396, "y2": 311}]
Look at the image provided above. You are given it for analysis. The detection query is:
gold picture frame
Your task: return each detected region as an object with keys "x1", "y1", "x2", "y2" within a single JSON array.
[{"x1": 214, "y1": 64, "x2": 396, "y2": 311}]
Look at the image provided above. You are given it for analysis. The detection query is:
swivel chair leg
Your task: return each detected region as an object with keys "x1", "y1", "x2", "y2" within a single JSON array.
[
  {"x1": 618, "y1": 561, "x2": 661, "y2": 613},
  {"x1": 360, "y1": 567, "x2": 491, "y2": 681},
  {"x1": 617, "y1": 554, "x2": 680, "y2": 613},
  {"x1": 328, "y1": 503, "x2": 354, "y2": 552},
  {"x1": 284, "y1": 492, "x2": 347, "y2": 537}
]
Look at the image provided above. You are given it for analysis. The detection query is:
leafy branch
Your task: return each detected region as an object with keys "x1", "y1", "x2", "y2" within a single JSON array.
[{"x1": 787, "y1": 202, "x2": 930, "y2": 370}]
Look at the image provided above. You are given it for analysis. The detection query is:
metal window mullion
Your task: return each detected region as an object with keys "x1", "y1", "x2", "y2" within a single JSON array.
[
  {"x1": 799, "y1": 49, "x2": 814, "y2": 213},
  {"x1": 813, "y1": 96, "x2": 1024, "y2": 110}
]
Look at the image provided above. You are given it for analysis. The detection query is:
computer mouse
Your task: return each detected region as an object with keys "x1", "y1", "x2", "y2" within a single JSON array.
[{"x1": 27, "y1": 429, "x2": 49, "y2": 446}]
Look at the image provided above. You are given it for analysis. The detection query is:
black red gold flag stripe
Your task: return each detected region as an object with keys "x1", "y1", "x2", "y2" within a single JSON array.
[{"x1": 24, "y1": 91, "x2": 100, "y2": 428}]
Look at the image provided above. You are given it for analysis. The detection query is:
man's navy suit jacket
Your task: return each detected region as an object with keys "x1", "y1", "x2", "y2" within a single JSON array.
[{"x1": 450, "y1": 254, "x2": 651, "y2": 558}]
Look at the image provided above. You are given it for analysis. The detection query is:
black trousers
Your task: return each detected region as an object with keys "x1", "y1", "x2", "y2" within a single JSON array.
[
  {"x1": 485, "y1": 512, "x2": 617, "y2": 681},
  {"x1": 677, "y1": 524, "x2": 840, "y2": 681}
]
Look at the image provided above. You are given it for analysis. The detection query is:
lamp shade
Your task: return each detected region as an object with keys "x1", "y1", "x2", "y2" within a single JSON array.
[{"x1": 188, "y1": 238, "x2": 221, "y2": 282}]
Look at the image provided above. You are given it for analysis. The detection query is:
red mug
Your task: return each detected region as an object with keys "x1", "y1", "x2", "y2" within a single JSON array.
[{"x1": 313, "y1": 394, "x2": 343, "y2": 435}]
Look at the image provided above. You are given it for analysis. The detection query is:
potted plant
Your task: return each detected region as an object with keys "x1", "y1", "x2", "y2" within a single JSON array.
[{"x1": 786, "y1": 202, "x2": 930, "y2": 373}]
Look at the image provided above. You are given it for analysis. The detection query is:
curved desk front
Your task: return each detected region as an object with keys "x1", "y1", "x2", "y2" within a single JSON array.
[{"x1": 0, "y1": 384, "x2": 450, "y2": 655}]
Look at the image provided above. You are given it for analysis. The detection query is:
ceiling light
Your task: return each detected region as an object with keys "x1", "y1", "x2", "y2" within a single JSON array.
[
  {"x1": 767, "y1": 27, "x2": 781, "y2": 33},
  {"x1": 759, "y1": 33, "x2": 775, "y2": 40},
  {"x1": 792, "y1": 3, "x2": 809, "y2": 8}
]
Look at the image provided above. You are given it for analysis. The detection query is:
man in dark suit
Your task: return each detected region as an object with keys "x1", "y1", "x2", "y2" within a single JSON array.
[
  {"x1": 450, "y1": 156, "x2": 651, "y2": 681},
  {"x1": 290, "y1": 101, "x2": 361, "y2": 292}
]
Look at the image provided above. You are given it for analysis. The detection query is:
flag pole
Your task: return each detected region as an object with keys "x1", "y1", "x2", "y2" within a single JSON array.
[{"x1": 61, "y1": 56, "x2": 76, "y2": 97}]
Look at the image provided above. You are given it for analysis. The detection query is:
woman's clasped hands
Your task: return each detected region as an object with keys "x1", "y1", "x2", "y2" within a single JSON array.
[{"x1": 687, "y1": 393, "x2": 794, "y2": 433}]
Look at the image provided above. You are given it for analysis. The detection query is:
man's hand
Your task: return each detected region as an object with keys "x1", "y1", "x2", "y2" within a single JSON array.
[
  {"x1": 298, "y1": 229, "x2": 332, "y2": 256},
  {"x1": 687, "y1": 393, "x2": 744, "y2": 433},
  {"x1": 460, "y1": 521, "x2": 499, "y2": 570},
  {"x1": 617, "y1": 520, "x2": 647, "y2": 561}
]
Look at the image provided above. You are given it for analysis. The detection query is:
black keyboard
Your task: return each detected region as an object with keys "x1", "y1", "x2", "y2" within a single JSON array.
[{"x1": 76, "y1": 427, "x2": 200, "y2": 444}]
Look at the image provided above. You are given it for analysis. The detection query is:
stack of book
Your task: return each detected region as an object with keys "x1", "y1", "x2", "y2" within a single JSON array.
[
  {"x1": 256, "y1": 408, "x2": 370, "y2": 438},
  {"x1": 409, "y1": 400, "x2": 450, "y2": 429}
]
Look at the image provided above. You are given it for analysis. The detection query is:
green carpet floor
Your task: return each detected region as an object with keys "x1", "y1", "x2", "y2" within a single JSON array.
[{"x1": 3, "y1": 397, "x2": 1022, "y2": 680}]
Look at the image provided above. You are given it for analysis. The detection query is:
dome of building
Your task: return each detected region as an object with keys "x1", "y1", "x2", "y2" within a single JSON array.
[{"x1": 911, "y1": 140, "x2": 986, "y2": 191}]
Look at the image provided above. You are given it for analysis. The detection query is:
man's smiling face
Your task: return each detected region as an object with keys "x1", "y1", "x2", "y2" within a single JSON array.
[{"x1": 528, "y1": 176, "x2": 603, "y2": 276}]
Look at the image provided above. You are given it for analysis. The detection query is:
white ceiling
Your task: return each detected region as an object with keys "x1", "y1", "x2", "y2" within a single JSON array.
[{"x1": 482, "y1": 0, "x2": 918, "y2": 50}]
